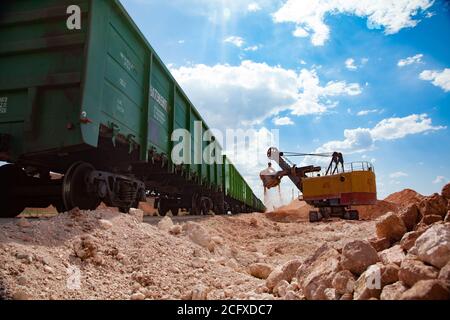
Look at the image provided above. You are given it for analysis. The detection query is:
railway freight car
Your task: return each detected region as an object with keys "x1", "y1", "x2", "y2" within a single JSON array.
[
  {"x1": 0, "y1": 0, "x2": 265, "y2": 217},
  {"x1": 222, "y1": 155, "x2": 265, "y2": 214}
]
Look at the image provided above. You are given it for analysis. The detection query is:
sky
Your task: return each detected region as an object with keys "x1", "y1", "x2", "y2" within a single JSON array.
[{"x1": 120, "y1": 0, "x2": 450, "y2": 203}]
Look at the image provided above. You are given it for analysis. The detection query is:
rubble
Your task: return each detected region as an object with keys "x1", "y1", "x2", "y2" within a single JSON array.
[
  {"x1": 0, "y1": 186, "x2": 449, "y2": 300},
  {"x1": 380, "y1": 281, "x2": 408, "y2": 300},
  {"x1": 418, "y1": 193, "x2": 447, "y2": 218},
  {"x1": 375, "y1": 212, "x2": 407, "y2": 243},
  {"x1": 340, "y1": 240, "x2": 380, "y2": 275},
  {"x1": 398, "y1": 258, "x2": 439, "y2": 287},
  {"x1": 368, "y1": 237, "x2": 391, "y2": 252},
  {"x1": 332, "y1": 270, "x2": 356, "y2": 295},
  {"x1": 249, "y1": 263, "x2": 273, "y2": 280},
  {"x1": 266, "y1": 259, "x2": 302, "y2": 292},
  {"x1": 442, "y1": 183, "x2": 450, "y2": 200},
  {"x1": 438, "y1": 261, "x2": 450, "y2": 282},
  {"x1": 400, "y1": 230, "x2": 425, "y2": 251},
  {"x1": 399, "y1": 204, "x2": 420, "y2": 231},
  {"x1": 401, "y1": 280, "x2": 450, "y2": 300},
  {"x1": 184, "y1": 222, "x2": 211, "y2": 248},
  {"x1": 296, "y1": 244, "x2": 342, "y2": 300},
  {"x1": 421, "y1": 215, "x2": 443, "y2": 225},
  {"x1": 129, "y1": 208, "x2": 144, "y2": 223},
  {"x1": 410, "y1": 224, "x2": 450, "y2": 268},
  {"x1": 157, "y1": 216, "x2": 174, "y2": 232},
  {"x1": 353, "y1": 263, "x2": 399, "y2": 300},
  {"x1": 379, "y1": 245, "x2": 406, "y2": 266}
]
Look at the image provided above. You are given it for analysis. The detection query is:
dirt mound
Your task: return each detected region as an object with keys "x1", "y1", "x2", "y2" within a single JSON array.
[
  {"x1": 265, "y1": 199, "x2": 312, "y2": 223},
  {"x1": 384, "y1": 189, "x2": 424, "y2": 207},
  {"x1": 356, "y1": 189, "x2": 425, "y2": 220},
  {"x1": 357, "y1": 200, "x2": 399, "y2": 220},
  {"x1": 0, "y1": 209, "x2": 264, "y2": 300}
]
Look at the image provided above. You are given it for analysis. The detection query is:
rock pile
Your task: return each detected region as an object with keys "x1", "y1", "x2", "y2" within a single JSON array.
[
  {"x1": 1, "y1": 183, "x2": 448, "y2": 300},
  {"x1": 257, "y1": 183, "x2": 450, "y2": 300},
  {"x1": 0, "y1": 209, "x2": 265, "y2": 300}
]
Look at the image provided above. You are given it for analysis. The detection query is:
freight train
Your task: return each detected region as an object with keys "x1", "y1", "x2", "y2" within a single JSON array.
[{"x1": 0, "y1": 0, "x2": 265, "y2": 218}]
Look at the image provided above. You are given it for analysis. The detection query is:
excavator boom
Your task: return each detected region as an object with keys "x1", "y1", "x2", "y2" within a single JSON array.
[{"x1": 265, "y1": 147, "x2": 321, "y2": 192}]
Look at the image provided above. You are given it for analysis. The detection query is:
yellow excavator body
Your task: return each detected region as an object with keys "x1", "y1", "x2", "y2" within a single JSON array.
[{"x1": 302, "y1": 170, "x2": 377, "y2": 206}]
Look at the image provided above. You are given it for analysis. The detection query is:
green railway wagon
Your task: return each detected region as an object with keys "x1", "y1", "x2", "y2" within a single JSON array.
[
  {"x1": 222, "y1": 155, "x2": 258, "y2": 213},
  {"x1": 0, "y1": 0, "x2": 264, "y2": 217}
]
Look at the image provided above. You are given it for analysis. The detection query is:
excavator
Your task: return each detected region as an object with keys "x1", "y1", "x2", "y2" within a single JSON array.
[{"x1": 260, "y1": 147, "x2": 377, "y2": 222}]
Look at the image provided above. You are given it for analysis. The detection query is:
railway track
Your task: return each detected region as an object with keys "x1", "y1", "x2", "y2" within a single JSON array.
[
  {"x1": 143, "y1": 214, "x2": 214, "y2": 226},
  {"x1": 0, "y1": 214, "x2": 217, "y2": 226}
]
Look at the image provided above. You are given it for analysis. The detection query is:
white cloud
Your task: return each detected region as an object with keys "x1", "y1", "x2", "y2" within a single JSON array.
[
  {"x1": 290, "y1": 69, "x2": 361, "y2": 116},
  {"x1": 247, "y1": 2, "x2": 261, "y2": 12},
  {"x1": 224, "y1": 37, "x2": 259, "y2": 52},
  {"x1": 273, "y1": 0, "x2": 434, "y2": 46},
  {"x1": 273, "y1": 116, "x2": 294, "y2": 126},
  {"x1": 318, "y1": 128, "x2": 374, "y2": 154},
  {"x1": 171, "y1": 61, "x2": 361, "y2": 131},
  {"x1": 370, "y1": 114, "x2": 446, "y2": 140},
  {"x1": 315, "y1": 114, "x2": 445, "y2": 154},
  {"x1": 357, "y1": 109, "x2": 380, "y2": 116},
  {"x1": 224, "y1": 36, "x2": 245, "y2": 47},
  {"x1": 389, "y1": 171, "x2": 408, "y2": 179},
  {"x1": 433, "y1": 176, "x2": 447, "y2": 184},
  {"x1": 346, "y1": 58, "x2": 369, "y2": 70},
  {"x1": 420, "y1": 68, "x2": 450, "y2": 92},
  {"x1": 397, "y1": 54, "x2": 423, "y2": 67},
  {"x1": 244, "y1": 45, "x2": 259, "y2": 52},
  {"x1": 293, "y1": 27, "x2": 309, "y2": 38},
  {"x1": 345, "y1": 58, "x2": 357, "y2": 70}
]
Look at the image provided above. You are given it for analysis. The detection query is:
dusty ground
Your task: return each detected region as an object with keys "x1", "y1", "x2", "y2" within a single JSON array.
[
  {"x1": 0, "y1": 187, "x2": 447, "y2": 300},
  {"x1": 0, "y1": 206, "x2": 375, "y2": 300}
]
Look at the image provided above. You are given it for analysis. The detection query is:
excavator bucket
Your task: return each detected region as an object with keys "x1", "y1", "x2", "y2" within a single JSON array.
[{"x1": 260, "y1": 173, "x2": 281, "y2": 189}]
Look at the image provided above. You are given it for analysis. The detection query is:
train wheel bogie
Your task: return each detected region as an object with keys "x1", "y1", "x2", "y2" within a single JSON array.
[
  {"x1": 62, "y1": 162, "x2": 101, "y2": 212},
  {"x1": 170, "y1": 207, "x2": 179, "y2": 216},
  {"x1": 309, "y1": 211, "x2": 321, "y2": 223}
]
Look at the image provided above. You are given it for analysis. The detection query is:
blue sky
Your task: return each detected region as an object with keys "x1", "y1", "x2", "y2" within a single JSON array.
[{"x1": 121, "y1": 0, "x2": 450, "y2": 201}]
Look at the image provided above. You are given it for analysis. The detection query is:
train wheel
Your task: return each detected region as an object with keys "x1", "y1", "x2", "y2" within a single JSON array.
[
  {"x1": 200, "y1": 197, "x2": 213, "y2": 215},
  {"x1": 157, "y1": 198, "x2": 169, "y2": 216},
  {"x1": 348, "y1": 210, "x2": 359, "y2": 221},
  {"x1": 170, "y1": 207, "x2": 179, "y2": 216},
  {"x1": 62, "y1": 162, "x2": 101, "y2": 212},
  {"x1": 0, "y1": 164, "x2": 26, "y2": 218},
  {"x1": 190, "y1": 193, "x2": 200, "y2": 215},
  {"x1": 200, "y1": 201, "x2": 209, "y2": 216},
  {"x1": 309, "y1": 211, "x2": 320, "y2": 223}
]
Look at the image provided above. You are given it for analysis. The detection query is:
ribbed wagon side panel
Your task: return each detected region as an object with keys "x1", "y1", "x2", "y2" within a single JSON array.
[
  {"x1": 173, "y1": 89, "x2": 189, "y2": 169},
  {"x1": 201, "y1": 123, "x2": 208, "y2": 182},
  {"x1": 99, "y1": 4, "x2": 148, "y2": 144},
  {"x1": 0, "y1": 0, "x2": 89, "y2": 158},
  {"x1": 216, "y1": 153, "x2": 223, "y2": 191},
  {"x1": 148, "y1": 59, "x2": 171, "y2": 155},
  {"x1": 189, "y1": 110, "x2": 201, "y2": 178}
]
